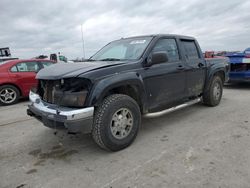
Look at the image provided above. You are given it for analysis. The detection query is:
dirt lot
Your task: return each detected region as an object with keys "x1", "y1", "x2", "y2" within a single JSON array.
[{"x1": 0, "y1": 84, "x2": 250, "y2": 188}]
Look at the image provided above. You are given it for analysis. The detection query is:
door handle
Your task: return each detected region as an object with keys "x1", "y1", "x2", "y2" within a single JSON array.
[
  {"x1": 13, "y1": 74, "x2": 21, "y2": 78},
  {"x1": 177, "y1": 65, "x2": 184, "y2": 70},
  {"x1": 198, "y1": 63, "x2": 204, "y2": 68}
]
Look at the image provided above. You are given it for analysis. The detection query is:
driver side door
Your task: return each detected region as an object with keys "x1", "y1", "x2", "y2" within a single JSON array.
[{"x1": 143, "y1": 38, "x2": 186, "y2": 112}]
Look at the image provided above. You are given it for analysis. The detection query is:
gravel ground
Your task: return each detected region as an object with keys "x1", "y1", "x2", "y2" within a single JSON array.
[{"x1": 0, "y1": 83, "x2": 250, "y2": 188}]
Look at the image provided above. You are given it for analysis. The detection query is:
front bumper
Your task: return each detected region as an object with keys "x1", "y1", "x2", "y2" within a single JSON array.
[{"x1": 27, "y1": 91, "x2": 94, "y2": 133}]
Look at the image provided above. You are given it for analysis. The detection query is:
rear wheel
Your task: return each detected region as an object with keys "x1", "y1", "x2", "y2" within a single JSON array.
[
  {"x1": 92, "y1": 94, "x2": 141, "y2": 151},
  {"x1": 203, "y1": 75, "x2": 223, "y2": 106},
  {"x1": 0, "y1": 85, "x2": 20, "y2": 105}
]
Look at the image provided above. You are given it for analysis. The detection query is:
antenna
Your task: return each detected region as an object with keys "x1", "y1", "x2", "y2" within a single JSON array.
[{"x1": 81, "y1": 24, "x2": 85, "y2": 59}]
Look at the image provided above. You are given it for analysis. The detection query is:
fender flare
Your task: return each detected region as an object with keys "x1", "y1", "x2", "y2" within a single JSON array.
[
  {"x1": 204, "y1": 67, "x2": 226, "y2": 92},
  {"x1": 85, "y1": 72, "x2": 148, "y2": 112}
]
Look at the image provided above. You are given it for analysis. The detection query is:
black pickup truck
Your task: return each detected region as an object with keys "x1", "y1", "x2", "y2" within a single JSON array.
[{"x1": 27, "y1": 34, "x2": 229, "y2": 151}]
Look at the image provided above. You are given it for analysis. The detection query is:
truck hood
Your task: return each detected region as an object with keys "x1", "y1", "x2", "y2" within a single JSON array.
[{"x1": 36, "y1": 61, "x2": 126, "y2": 80}]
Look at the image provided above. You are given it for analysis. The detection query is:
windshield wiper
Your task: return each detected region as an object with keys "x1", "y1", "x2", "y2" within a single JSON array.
[
  {"x1": 85, "y1": 59, "x2": 96, "y2": 61},
  {"x1": 99, "y1": 58, "x2": 121, "y2": 61}
]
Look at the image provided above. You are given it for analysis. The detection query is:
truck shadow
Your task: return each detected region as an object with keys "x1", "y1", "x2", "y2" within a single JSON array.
[
  {"x1": 140, "y1": 103, "x2": 207, "y2": 134},
  {"x1": 224, "y1": 82, "x2": 250, "y2": 90}
]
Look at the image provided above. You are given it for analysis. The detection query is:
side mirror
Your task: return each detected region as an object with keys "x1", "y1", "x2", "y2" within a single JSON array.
[{"x1": 147, "y1": 51, "x2": 168, "y2": 66}]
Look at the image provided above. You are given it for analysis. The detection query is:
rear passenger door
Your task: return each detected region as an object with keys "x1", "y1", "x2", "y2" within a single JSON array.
[
  {"x1": 144, "y1": 38, "x2": 186, "y2": 111},
  {"x1": 180, "y1": 40, "x2": 206, "y2": 97}
]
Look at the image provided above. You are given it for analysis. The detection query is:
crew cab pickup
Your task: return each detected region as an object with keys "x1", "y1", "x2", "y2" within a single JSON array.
[{"x1": 27, "y1": 34, "x2": 229, "y2": 151}]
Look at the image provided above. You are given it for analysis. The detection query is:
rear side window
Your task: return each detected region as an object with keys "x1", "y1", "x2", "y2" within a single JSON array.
[
  {"x1": 182, "y1": 40, "x2": 200, "y2": 59},
  {"x1": 152, "y1": 38, "x2": 180, "y2": 62}
]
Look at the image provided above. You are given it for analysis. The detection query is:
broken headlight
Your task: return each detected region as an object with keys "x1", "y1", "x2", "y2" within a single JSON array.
[{"x1": 54, "y1": 90, "x2": 88, "y2": 107}]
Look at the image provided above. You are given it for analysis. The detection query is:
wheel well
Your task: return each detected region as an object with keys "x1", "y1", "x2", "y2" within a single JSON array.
[
  {"x1": 0, "y1": 83, "x2": 22, "y2": 96},
  {"x1": 214, "y1": 71, "x2": 225, "y2": 83},
  {"x1": 104, "y1": 85, "x2": 143, "y2": 112}
]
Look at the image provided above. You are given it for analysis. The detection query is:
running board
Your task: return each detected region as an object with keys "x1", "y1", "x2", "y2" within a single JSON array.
[{"x1": 144, "y1": 98, "x2": 202, "y2": 118}]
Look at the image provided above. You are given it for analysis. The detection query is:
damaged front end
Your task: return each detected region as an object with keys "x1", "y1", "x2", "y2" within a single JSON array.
[
  {"x1": 27, "y1": 78, "x2": 94, "y2": 133},
  {"x1": 38, "y1": 78, "x2": 91, "y2": 107}
]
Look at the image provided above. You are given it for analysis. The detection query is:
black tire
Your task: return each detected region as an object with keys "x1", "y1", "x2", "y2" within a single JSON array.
[
  {"x1": 92, "y1": 94, "x2": 141, "y2": 151},
  {"x1": 203, "y1": 75, "x2": 223, "y2": 107},
  {"x1": 0, "y1": 85, "x2": 20, "y2": 105}
]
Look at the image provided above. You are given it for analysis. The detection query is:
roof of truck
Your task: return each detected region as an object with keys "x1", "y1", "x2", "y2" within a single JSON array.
[{"x1": 122, "y1": 34, "x2": 196, "y2": 40}]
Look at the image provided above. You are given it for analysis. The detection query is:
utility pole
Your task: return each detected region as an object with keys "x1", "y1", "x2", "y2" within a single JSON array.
[{"x1": 81, "y1": 24, "x2": 85, "y2": 59}]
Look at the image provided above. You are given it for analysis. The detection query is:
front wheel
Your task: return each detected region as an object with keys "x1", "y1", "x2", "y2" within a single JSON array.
[
  {"x1": 92, "y1": 94, "x2": 141, "y2": 151},
  {"x1": 203, "y1": 75, "x2": 223, "y2": 106}
]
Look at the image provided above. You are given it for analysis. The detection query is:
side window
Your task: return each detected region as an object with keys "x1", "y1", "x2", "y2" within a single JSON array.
[
  {"x1": 10, "y1": 66, "x2": 18, "y2": 72},
  {"x1": 152, "y1": 38, "x2": 180, "y2": 62},
  {"x1": 16, "y1": 62, "x2": 39, "y2": 72},
  {"x1": 182, "y1": 40, "x2": 200, "y2": 59}
]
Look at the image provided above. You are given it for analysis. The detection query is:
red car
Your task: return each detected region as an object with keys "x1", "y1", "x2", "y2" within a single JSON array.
[{"x1": 0, "y1": 59, "x2": 55, "y2": 105}]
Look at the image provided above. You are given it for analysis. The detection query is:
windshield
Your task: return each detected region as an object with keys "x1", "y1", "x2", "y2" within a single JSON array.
[{"x1": 90, "y1": 37, "x2": 152, "y2": 61}]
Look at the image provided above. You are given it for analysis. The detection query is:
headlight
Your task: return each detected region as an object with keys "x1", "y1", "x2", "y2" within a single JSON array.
[{"x1": 54, "y1": 90, "x2": 88, "y2": 107}]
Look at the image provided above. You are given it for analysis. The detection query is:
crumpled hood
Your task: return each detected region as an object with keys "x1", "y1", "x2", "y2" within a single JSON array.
[{"x1": 36, "y1": 61, "x2": 125, "y2": 80}]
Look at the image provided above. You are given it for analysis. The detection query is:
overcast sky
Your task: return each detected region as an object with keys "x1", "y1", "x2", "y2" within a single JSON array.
[{"x1": 1, "y1": 0, "x2": 250, "y2": 59}]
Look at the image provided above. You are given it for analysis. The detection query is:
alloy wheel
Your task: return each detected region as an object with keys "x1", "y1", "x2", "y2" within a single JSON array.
[
  {"x1": 110, "y1": 108, "x2": 134, "y2": 139},
  {"x1": 0, "y1": 88, "x2": 17, "y2": 104}
]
